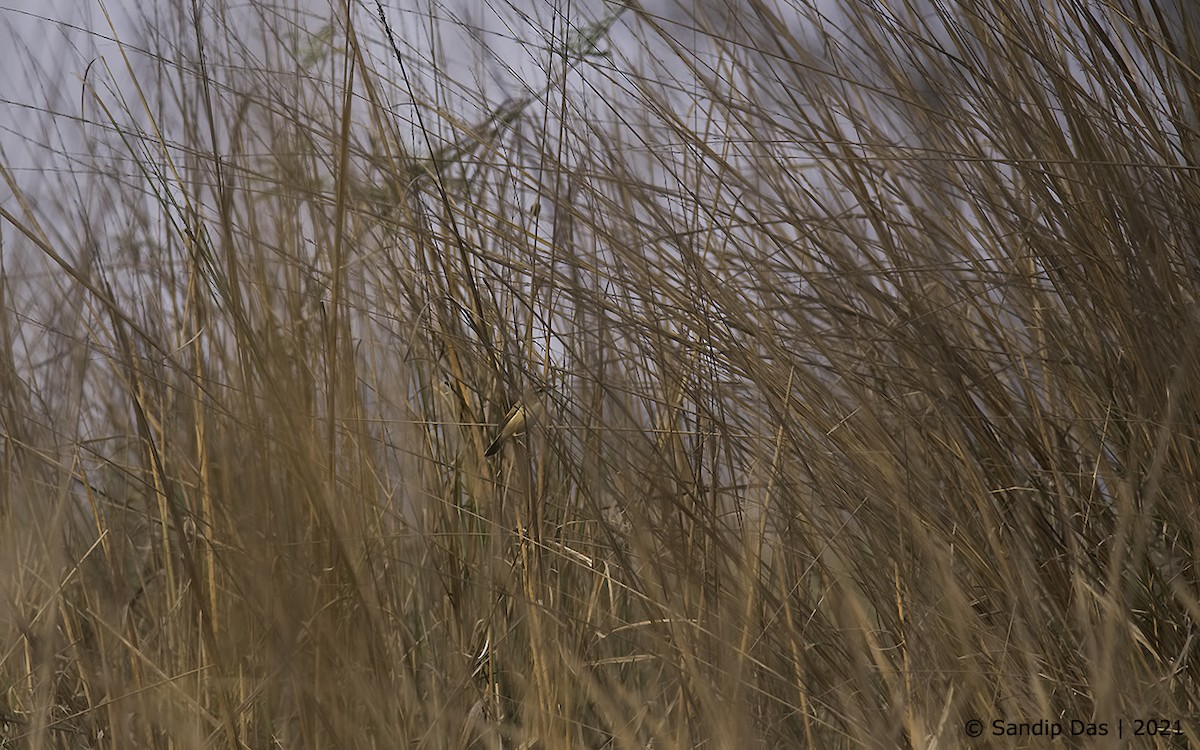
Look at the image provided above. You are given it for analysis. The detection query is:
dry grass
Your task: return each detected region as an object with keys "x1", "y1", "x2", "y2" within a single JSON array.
[{"x1": 2, "y1": 0, "x2": 1199, "y2": 747}]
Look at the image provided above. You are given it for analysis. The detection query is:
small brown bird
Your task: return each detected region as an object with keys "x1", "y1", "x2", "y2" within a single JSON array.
[{"x1": 484, "y1": 402, "x2": 528, "y2": 456}]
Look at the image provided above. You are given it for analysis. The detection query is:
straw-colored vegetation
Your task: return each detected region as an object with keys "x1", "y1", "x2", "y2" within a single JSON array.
[{"x1": 2, "y1": 0, "x2": 1198, "y2": 746}]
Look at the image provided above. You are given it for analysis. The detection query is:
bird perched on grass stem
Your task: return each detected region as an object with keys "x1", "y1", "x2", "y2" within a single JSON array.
[{"x1": 484, "y1": 391, "x2": 544, "y2": 456}]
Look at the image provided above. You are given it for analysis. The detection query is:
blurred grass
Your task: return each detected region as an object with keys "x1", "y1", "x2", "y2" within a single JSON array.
[{"x1": 2, "y1": 0, "x2": 1199, "y2": 747}]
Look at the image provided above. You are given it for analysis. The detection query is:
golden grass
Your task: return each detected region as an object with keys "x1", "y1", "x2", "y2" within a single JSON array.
[{"x1": 1, "y1": 0, "x2": 1199, "y2": 746}]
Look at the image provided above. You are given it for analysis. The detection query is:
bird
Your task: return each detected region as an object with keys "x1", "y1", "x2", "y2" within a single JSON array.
[{"x1": 484, "y1": 391, "x2": 544, "y2": 456}]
